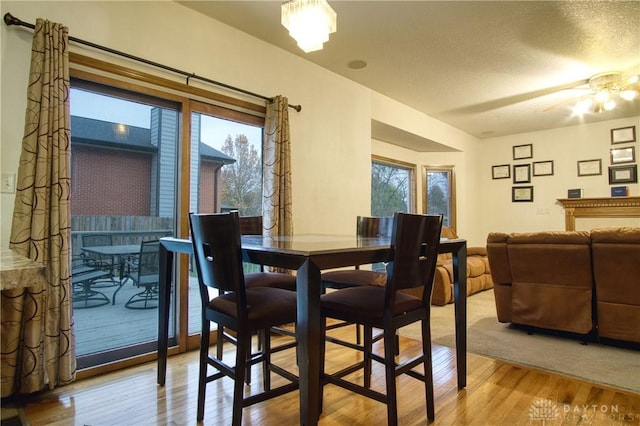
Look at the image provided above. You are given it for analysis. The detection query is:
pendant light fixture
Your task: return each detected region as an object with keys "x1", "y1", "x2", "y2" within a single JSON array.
[{"x1": 281, "y1": 0, "x2": 336, "y2": 53}]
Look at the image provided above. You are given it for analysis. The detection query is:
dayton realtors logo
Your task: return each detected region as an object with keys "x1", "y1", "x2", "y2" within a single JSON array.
[{"x1": 529, "y1": 399, "x2": 638, "y2": 424}]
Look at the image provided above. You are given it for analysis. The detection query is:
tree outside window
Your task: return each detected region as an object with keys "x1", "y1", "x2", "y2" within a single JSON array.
[
  {"x1": 371, "y1": 158, "x2": 414, "y2": 216},
  {"x1": 220, "y1": 134, "x2": 262, "y2": 215}
]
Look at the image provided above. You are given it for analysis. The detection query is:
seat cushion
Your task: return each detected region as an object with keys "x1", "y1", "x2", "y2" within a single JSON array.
[
  {"x1": 245, "y1": 272, "x2": 296, "y2": 290},
  {"x1": 321, "y1": 270, "x2": 387, "y2": 288},
  {"x1": 210, "y1": 287, "x2": 297, "y2": 327},
  {"x1": 321, "y1": 286, "x2": 422, "y2": 326}
]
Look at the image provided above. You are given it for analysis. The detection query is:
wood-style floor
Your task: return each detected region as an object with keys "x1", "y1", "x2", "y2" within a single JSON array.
[{"x1": 13, "y1": 325, "x2": 640, "y2": 425}]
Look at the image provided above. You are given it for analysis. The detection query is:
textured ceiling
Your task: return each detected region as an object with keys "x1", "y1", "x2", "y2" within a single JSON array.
[{"x1": 178, "y1": 1, "x2": 640, "y2": 142}]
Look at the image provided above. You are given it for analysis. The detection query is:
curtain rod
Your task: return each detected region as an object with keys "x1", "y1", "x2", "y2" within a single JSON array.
[{"x1": 3, "y1": 13, "x2": 302, "y2": 112}]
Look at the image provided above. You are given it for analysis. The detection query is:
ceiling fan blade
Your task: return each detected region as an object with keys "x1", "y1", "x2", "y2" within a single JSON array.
[{"x1": 446, "y1": 78, "x2": 590, "y2": 115}]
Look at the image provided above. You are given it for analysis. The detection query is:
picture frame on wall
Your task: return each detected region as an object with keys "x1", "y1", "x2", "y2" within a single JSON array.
[
  {"x1": 513, "y1": 164, "x2": 531, "y2": 183},
  {"x1": 512, "y1": 186, "x2": 533, "y2": 202},
  {"x1": 492, "y1": 164, "x2": 510, "y2": 179},
  {"x1": 532, "y1": 160, "x2": 554, "y2": 176},
  {"x1": 608, "y1": 165, "x2": 638, "y2": 184},
  {"x1": 577, "y1": 159, "x2": 602, "y2": 176},
  {"x1": 512, "y1": 144, "x2": 533, "y2": 160},
  {"x1": 610, "y1": 146, "x2": 635, "y2": 164},
  {"x1": 610, "y1": 126, "x2": 636, "y2": 144}
]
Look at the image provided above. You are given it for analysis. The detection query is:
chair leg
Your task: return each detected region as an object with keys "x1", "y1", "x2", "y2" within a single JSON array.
[
  {"x1": 384, "y1": 327, "x2": 399, "y2": 426},
  {"x1": 233, "y1": 332, "x2": 249, "y2": 426},
  {"x1": 319, "y1": 318, "x2": 327, "y2": 413},
  {"x1": 197, "y1": 321, "x2": 211, "y2": 421},
  {"x1": 363, "y1": 324, "x2": 373, "y2": 389},
  {"x1": 422, "y1": 319, "x2": 435, "y2": 421},
  {"x1": 261, "y1": 329, "x2": 271, "y2": 391}
]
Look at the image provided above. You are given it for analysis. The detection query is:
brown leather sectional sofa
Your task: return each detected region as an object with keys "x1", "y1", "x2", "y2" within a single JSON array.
[
  {"x1": 486, "y1": 227, "x2": 640, "y2": 344},
  {"x1": 431, "y1": 227, "x2": 493, "y2": 306}
]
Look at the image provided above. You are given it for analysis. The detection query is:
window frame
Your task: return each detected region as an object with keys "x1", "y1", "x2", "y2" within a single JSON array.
[
  {"x1": 422, "y1": 165, "x2": 457, "y2": 230},
  {"x1": 371, "y1": 154, "x2": 417, "y2": 215}
]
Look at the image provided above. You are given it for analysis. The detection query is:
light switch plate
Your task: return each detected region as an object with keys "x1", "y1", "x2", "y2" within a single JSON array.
[{"x1": 1, "y1": 173, "x2": 16, "y2": 193}]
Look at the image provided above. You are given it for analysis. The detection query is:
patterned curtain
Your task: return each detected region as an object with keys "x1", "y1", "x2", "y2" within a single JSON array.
[
  {"x1": 3, "y1": 18, "x2": 75, "y2": 396},
  {"x1": 262, "y1": 96, "x2": 293, "y2": 241}
]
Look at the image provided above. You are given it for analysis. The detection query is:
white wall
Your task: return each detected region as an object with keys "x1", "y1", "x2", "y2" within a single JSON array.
[
  {"x1": 371, "y1": 92, "x2": 485, "y2": 245},
  {"x1": 0, "y1": 1, "x2": 388, "y2": 244},
  {"x1": 479, "y1": 117, "x2": 640, "y2": 234},
  {"x1": 2, "y1": 1, "x2": 637, "y2": 249}
]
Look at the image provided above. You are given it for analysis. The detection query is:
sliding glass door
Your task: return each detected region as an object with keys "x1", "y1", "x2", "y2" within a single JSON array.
[{"x1": 70, "y1": 81, "x2": 178, "y2": 369}]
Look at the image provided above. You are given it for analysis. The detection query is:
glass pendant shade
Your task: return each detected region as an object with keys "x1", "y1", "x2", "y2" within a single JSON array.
[{"x1": 282, "y1": 0, "x2": 336, "y2": 53}]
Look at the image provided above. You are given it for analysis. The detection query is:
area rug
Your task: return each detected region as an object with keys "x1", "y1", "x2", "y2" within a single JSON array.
[{"x1": 399, "y1": 289, "x2": 640, "y2": 393}]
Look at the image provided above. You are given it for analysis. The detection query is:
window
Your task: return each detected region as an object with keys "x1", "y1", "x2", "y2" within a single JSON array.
[
  {"x1": 423, "y1": 166, "x2": 456, "y2": 228},
  {"x1": 190, "y1": 103, "x2": 264, "y2": 215},
  {"x1": 371, "y1": 156, "x2": 416, "y2": 216}
]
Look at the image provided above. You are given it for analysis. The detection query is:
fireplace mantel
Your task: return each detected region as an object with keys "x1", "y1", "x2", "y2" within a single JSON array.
[{"x1": 557, "y1": 197, "x2": 640, "y2": 231}]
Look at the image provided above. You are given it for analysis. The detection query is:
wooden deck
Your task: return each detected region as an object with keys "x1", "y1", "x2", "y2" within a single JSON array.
[{"x1": 74, "y1": 275, "x2": 201, "y2": 357}]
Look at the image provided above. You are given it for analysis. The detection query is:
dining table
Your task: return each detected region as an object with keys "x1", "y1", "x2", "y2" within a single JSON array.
[
  {"x1": 157, "y1": 234, "x2": 467, "y2": 426},
  {"x1": 81, "y1": 244, "x2": 140, "y2": 304}
]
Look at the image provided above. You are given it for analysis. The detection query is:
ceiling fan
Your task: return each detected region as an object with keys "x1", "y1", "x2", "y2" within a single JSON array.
[{"x1": 547, "y1": 71, "x2": 640, "y2": 114}]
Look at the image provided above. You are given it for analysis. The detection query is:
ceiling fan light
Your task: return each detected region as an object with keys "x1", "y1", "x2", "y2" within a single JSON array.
[
  {"x1": 603, "y1": 99, "x2": 616, "y2": 111},
  {"x1": 282, "y1": 0, "x2": 336, "y2": 53},
  {"x1": 594, "y1": 90, "x2": 610, "y2": 103},
  {"x1": 620, "y1": 90, "x2": 637, "y2": 101},
  {"x1": 573, "y1": 99, "x2": 592, "y2": 115}
]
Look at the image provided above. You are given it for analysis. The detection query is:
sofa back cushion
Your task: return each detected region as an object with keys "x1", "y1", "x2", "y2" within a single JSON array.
[
  {"x1": 507, "y1": 231, "x2": 594, "y2": 334},
  {"x1": 486, "y1": 232, "x2": 511, "y2": 285},
  {"x1": 591, "y1": 227, "x2": 640, "y2": 343}
]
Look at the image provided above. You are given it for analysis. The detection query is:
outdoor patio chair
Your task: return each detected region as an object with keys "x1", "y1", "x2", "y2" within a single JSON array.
[
  {"x1": 81, "y1": 233, "x2": 118, "y2": 287},
  {"x1": 72, "y1": 255, "x2": 112, "y2": 308},
  {"x1": 124, "y1": 240, "x2": 160, "y2": 309}
]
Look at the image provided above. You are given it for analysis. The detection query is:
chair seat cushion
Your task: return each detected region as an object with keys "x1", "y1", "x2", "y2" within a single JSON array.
[
  {"x1": 321, "y1": 270, "x2": 387, "y2": 288},
  {"x1": 210, "y1": 287, "x2": 297, "y2": 327},
  {"x1": 321, "y1": 286, "x2": 422, "y2": 325},
  {"x1": 245, "y1": 272, "x2": 296, "y2": 290}
]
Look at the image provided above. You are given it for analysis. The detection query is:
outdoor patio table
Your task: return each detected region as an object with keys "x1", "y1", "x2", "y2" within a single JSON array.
[
  {"x1": 157, "y1": 234, "x2": 467, "y2": 425},
  {"x1": 81, "y1": 244, "x2": 140, "y2": 304}
]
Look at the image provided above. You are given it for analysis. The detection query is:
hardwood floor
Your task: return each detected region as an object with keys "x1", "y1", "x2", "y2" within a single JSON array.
[{"x1": 12, "y1": 325, "x2": 640, "y2": 425}]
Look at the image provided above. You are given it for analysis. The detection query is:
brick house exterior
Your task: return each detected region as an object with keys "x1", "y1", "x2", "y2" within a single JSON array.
[{"x1": 71, "y1": 114, "x2": 235, "y2": 216}]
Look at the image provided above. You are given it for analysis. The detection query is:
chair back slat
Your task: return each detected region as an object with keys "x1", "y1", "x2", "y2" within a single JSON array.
[
  {"x1": 189, "y1": 212, "x2": 246, "y2": 297},
  {"x1": 138, "y1": 240, "x2": 160, "y2": 279},
  {"x1": 356, "y1": 216, "x2": 393, "y2": 238},
  {"x1": 239, "y1": 216, "x2": 263, "y2": 235},
  {"x1": 387, "y1": 213, "x2": 443, "y2": 299}
]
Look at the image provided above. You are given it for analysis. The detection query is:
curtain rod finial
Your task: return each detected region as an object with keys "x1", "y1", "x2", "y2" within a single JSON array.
[{"x1": 4, "y1": 13, "x2": 21, "y2": 26}]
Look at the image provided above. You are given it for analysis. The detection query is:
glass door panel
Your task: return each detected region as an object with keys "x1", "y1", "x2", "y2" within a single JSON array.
[
  {"x1": 188, "y1": 109, "x2": 264, "y2": 335},
  {"x1": 70, "y1": 84, "x2": 178, "y2": 369}
]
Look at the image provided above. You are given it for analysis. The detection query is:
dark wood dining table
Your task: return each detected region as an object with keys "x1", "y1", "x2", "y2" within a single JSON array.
[{"x1": 157, "y1": 234, "x2": 467, "y2": 426}]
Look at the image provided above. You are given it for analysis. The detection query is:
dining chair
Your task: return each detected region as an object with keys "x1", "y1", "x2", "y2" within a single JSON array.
[
  {"x1": 124, "y1": 240, "x2": 160, "y2": 309},
  {"x1": 189, "y1": 212, "x2": 299, "y2": 425},
  {"x1": 319, "y1": 212, "x2": 443, "y2": 425},
  {"x1": 216, "y1": 214, "x2": 297, "y2": 384},
  {"x1": 321, "y1": 216, "x2": 393, "y2": 344},
  {"x1": 81, "y1": 233, "x2": 117, "y2": 286}
]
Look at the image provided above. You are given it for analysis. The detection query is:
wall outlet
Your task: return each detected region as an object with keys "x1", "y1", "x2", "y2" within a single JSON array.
[{"x1": 1, "y1": 173, "x2": 16, "y2": 194}]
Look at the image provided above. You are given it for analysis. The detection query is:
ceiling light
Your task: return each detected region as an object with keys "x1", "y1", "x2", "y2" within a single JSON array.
[
  {"x1": 282, "y1": 0, "x2": 336, "y2": 53},
  {"x1": 572, "y1": 72, "x2": 640, "y2": 115}
]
